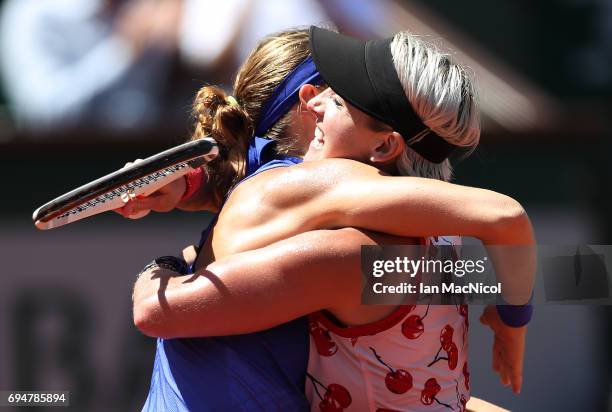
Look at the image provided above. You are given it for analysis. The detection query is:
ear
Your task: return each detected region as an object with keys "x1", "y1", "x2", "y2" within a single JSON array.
[
  {"x1": 371, "y1": 131, "x2": 406, "y2": 164},
  {"x1": 298, "y1": 84, "x2": 321, "y2": 107}
]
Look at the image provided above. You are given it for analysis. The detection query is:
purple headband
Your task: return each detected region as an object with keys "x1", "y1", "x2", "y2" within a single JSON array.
[{"x1": 254, "y1": 56, "x2": 324, "y2": 136}]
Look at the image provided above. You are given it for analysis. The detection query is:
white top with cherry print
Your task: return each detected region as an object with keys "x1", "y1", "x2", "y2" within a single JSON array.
[{"x1": 305, "y1": 236, "x2": 470, "y2": 412}]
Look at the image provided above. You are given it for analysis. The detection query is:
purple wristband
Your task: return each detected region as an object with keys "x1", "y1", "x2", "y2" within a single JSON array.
[{"x1": 496, "y1": 298, "x2": 533, "y2": 327}]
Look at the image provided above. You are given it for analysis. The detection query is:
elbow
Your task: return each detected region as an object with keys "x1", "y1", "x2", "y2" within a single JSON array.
[
  {"x1": 491, "y1": 199, "x2": 534, "y2": 244},
  {"x1": 133, "y1": 297, "x2": 158, "y2": 337},
  {"x1": 133, "y1": 297, "x2": 176, "y2": 339}
]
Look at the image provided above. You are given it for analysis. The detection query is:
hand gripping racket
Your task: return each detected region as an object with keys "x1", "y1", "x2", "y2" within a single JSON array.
[{"x1": 33, "y1": 138, "x2": 218, "y2": 230}]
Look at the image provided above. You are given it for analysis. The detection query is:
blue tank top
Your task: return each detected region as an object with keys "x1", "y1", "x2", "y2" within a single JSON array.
[{"x1": 142, "y1": 137, "x2": 308, "y2": 412}]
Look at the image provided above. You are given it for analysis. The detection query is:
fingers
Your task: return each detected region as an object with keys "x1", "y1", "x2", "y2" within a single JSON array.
[
  {"x1": 114, "y1": 159, "x2": 186, "y2": 218},
  {"x1": 113, "y1": 190, "x2": 174, "y2": 218},
  {"x1": 510, "y1": 368, "x2": 523, "y2": 394},
  {"x1": 499, "y1": 358, "x2": 512, "y2": 390},
  {"x1": 123, "y1": 158, "x2": 144, "y2": 169},
  {"x1": 495, "y1": 336, "x2": 524, "y2": 394},
  {"x1": 507, "y1": 340, "x2": 525, "y2": 394},
  {"x1": 115, "y1": 196, "x2": 152, "y2": 219},
  {"x1": 493, "y1": 339, "x2": 510, "y2": 388},
  {"x1": 115, "y1": 202, "x2": 151, "y2": 219},
  {"x1": 126, "y1": 208, "x2": 151, "y2": 220},
  {"x1": 492, "y1": 338, "x2": 501, "y2": 373},
  {"x1": 113, "y1": 207, "x2": 130, "y2": 217},
  {"x1": 484, "y1": 304, "x2": 526, "y2": 394}
]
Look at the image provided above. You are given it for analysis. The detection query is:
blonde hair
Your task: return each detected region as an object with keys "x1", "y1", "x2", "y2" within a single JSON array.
[
  {"x1": 390, "y1": 32, "x2": 480, "y2": 181},
  {"x1": 191, "y1": 29, "x2": 312, "y2": 204}
]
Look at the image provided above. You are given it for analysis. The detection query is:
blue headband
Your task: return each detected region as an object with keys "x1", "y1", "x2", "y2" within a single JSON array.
[{"x1": 254, "y1": 56, "x2": 324, "y2": 136}]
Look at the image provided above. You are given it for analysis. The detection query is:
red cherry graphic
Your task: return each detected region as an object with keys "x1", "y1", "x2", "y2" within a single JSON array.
[
  {"x1": 401, "y1": 315, "x2": 424, "y2": 339},
  {"x1": 309, "y1": 320, "x2": 338, "y2": 357},
  {"x1": 386, "y1": 370, "x2": 413, "y2": 394},
  {"x1": 308, "y1": 374, "x2": 351, "y2": 412},
  {"x1": 425, "y1": 377, "x2": 441, "y2": 394},
  {"x1": 447, "y1": 342, "x2": 458, "y2": 370},
  {"x1": 319, "y1": 396, "x2": 343, "y2": 412},
  {"x1": 421, "y1": 378, "x2": 452, "y2": 409},
  {"x1": 463, "y1": 361, "x2": 470, "y2": 390},
  {"x1": 440, "y1": 325, "x2": 454, "y2": 351},
  {"x1": 428, "y1": 343, "x2": 458, "y2": 370},
  {"x1": 401, "y1": 304, "x2": 429, "y2": 339},
  {"x1": 319, "y1": 399, "x2": 338, "y2": 412},
  {"x1": 421, "y1": 393, "x2": 434, "y2": 406},
  {"x1": 429, "y1": 324, "x2": 458, "y2": 370},
  {"x1": 420, "y1": 378, "x2": 440, "y2": 405},
  {"x1": 370, "y1": 347, "x2": 413, "y2": 394},
  {"x1": 326, "y1": 384, "x2": 351, "y2": 408}
]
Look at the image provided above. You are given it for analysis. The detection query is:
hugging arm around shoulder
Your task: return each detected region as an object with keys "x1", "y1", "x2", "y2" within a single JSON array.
[
  {"x1": 261, "y1": 158, "x2": 534, "y2": 245},
  {"x1": 133, "y1": 228, "x2": 374, "y2": 338},
  {"x1": 255, "y1": 158, "x2": 535, "y2": 304},
  {"x1": 133, "y1": 158, "x2": 535, "y2": 338}
]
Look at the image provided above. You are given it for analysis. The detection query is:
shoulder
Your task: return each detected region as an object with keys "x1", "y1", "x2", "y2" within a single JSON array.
[
  {"x1": 294, "y1": 158, "x2": 383, "y2": 177},
  {"x1": 227, "y1": 159, "x2": 385, "y2": 209},
  {"x1": 260, "y1": 158, "x2": 385, "y2": 192}
]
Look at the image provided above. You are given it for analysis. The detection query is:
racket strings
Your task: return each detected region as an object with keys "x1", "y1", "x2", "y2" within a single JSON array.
[{"x1": 56, "y1": 162, "x2": 191, "y2": 220}]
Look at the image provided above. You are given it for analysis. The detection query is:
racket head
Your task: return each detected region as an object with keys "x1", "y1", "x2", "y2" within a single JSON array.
[{"x1": 33, "y1": 138, "x2": 218, "y2": 230}]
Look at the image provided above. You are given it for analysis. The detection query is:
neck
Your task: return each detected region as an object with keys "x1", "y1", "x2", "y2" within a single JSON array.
[{"x1": 374, "y1": 160, "x2": 400, "y2": 176}]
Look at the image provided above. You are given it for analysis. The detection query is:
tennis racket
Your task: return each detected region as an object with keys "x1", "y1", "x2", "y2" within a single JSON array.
[{"x1": 33, "y1": 138, "x2": 218, "y2": 230}]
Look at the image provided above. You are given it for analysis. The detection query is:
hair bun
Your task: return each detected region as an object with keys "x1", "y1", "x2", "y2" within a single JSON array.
[
  {"x1": 194, "y1": 85, "x2": 228, "y2": 120},
  {"x1": 190, "y1": 84, "x2": 254, "y2": 205}
]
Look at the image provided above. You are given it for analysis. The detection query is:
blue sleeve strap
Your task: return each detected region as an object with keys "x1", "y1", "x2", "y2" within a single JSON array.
[
  {"x1": 496, "y1": 304, "x2": 533, "y2": 327},
  {"x1": 496, "y1": 295, "x2": 533, "y2": 327}
]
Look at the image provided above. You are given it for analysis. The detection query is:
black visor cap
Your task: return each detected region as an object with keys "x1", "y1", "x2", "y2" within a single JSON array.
[{"x1": 309, "y1": 26, "x2": 458, "y2": 164}]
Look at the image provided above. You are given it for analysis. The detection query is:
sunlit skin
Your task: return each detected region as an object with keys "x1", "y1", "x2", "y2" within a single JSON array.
[
  {"x1": 304, "y1": 88, "x2": 405, "y2": 168},
  {"x1": 303, "y1": 88, "x2": 397, "y2": 163},
  {"x1": 132, "y1": 84, "x2": 534, "y2": 394}
]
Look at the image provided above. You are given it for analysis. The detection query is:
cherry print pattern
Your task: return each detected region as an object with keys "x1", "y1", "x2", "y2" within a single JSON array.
[
  {"x1": 309, "y1": 319, "x2": 338, "y2": 356},
  {"x1": 308, "y1": 374, "x2": 352, "y2": 412},
  {"x1": 369, "y1": 347, "x2": 413, "y2": 394},
  {"x1": 401, "y1": 304, "x2": 429, "y2": 339},
  {"x1": 428, "y1": 324, "x2": 458, "y2": 370},
  {"x1": 420, "y1": 378, "x2": 452, "y2": 409},
  {"x1": 455, "y1": 380, "x2": 468, "y2": 412},
  {"x1": 463, "y1": 361, "x2": 470, "y2": 391}
]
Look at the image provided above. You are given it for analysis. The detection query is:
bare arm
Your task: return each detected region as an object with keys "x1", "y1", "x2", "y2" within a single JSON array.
[
  {"x1": 318, "y1": 160, "x2": 536, "y2": 304},
  {"x1": 133, "y1": 229, "x2": 369, "y2": 338},
  {"x1": 237, "y1": 159, "x2": 535, "y2": 304},
  {"x1": 250, "y1": 158, "x2": 534, "y2": 245},
  {"x1": 350, "y1": 163, "x2": 526, "y2": 243},
  {"x1": 333, "y1": 174, "x2": 531, "y2": 244}
]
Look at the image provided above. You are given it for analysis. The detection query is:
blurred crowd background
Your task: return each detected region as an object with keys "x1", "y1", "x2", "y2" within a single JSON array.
[{"x1": 0, "y1": 0, "x2": 610, "y2": 411}]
